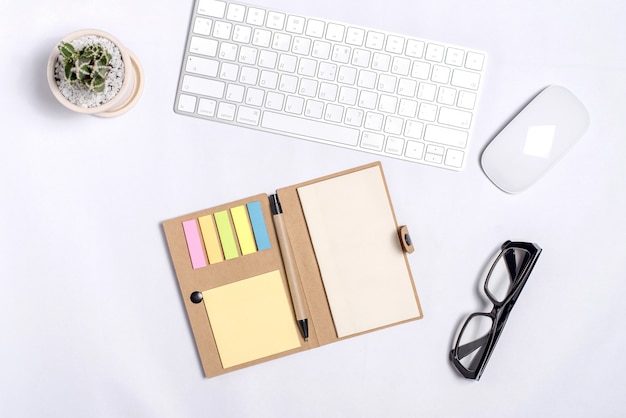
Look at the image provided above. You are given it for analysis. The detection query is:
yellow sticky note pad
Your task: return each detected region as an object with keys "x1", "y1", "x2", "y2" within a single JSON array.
[
  {"x1": 231, "y1": 205, "x2": 257, "y2": 255},
  {"x1": 203, "y1": 270, "x2": 301, "y2": 368}
]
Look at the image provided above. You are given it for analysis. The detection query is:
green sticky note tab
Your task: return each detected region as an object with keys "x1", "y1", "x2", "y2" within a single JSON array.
[{"x1": 214, "y1": 210, "x2": 239, "y2": 260}]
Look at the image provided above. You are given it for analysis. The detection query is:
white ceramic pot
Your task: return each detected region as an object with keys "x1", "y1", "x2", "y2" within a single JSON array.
[{"x1": 47, "y1": 29, "x2": 144, "y2": 117}]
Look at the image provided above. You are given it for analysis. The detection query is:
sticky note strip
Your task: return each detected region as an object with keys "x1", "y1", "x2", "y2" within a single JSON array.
[
  {"x1": 246, "y1": 201, "x2": 271, "y2": 251},
  {"x1": 214, "y1": 210, "x2": 239, "y2": 260},
  {"x1": 182, "y1": 219, "x2": 207, "y2": 269},
  {"x1": 202, "y1": 270, "x2": 301, "y2": 368},
  {"x1": 231, "y1": 205, "x2": 257, "y2": 256},
  {"x1": 198, "y1": 214, "x2": 224, "y2": 264}
]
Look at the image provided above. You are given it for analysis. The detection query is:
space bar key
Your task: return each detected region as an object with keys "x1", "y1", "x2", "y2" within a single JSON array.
[{"x1": 261, "y1": 111, "x2": 360, "y2": 146}]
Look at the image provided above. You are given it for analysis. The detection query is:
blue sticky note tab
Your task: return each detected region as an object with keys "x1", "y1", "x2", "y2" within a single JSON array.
[{"x1": 246, "y1": 201, "x2": 271, "y2": 251}]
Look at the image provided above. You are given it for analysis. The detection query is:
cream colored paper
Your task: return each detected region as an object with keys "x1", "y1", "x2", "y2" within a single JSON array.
[
  {"x1": 202, "y1": 270, "x2": 301, "y2": 368},
  {"x1": 297, "y1": 166, "x2": 420, "y2": 337}
]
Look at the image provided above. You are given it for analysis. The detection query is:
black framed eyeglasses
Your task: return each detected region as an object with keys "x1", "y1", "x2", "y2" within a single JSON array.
[{"x1": 450, "y1": 240, "x2": 542, "y2": 380}]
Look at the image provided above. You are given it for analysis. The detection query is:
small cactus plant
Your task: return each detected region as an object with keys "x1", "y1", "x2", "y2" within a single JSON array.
[{"x1": 58, "y1": 42, "x2": 112, "y2": 93}]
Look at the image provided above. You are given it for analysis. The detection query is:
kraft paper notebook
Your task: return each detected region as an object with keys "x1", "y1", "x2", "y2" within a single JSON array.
[{"x1": 162, "y1": 162, "x2": 423, "y2": 377}]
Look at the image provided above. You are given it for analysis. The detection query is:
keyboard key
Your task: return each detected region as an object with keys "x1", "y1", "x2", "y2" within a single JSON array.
[
  {"x1": 411, "y1": 61, "x2": 430, "y2": 79},
  {"x1": 451, "y1": 69, "x2": 481, "y2": 90},
  {"x1": 405, "y1": 120, "x2": 424, "y2": 139},
  {"x1": 319, "y1": 83, "x2": 338, "y2": 101},
  {"x1": 219, "y1": 62, "x2": 239, "y2": 80},
  {"x1": 457, "y1": 90, "x2": 477, "y2": 110},
  {"x1": 406, "y1": 39, "x2": 425, "y2": 58},
  {"x1": 377, "y1": 74, "x2": 396, "y2": 93},
  {"x1": 326, "y1": 23, "x2": 345, "y2": 42},
  {"x1": 293, "y1": 37, "x2": 312, "y2": 55},
  {"x1": 226, "y1": 83, "x2": 245, "y2": 102},
  {"x1": 306, "y1": 19, "x2": 325, "y2": 38},
  {"x1": 186, "y1": 56, "x2": 219, "y2": 77},
  {"x1": 266, "y1": 11, "x2": 286, "y2": 29},
  {"x1": 182, "y1": 75, "x2": 225, "y2": 98},
  {"x1": 299, "y1": 78, "x2": 318, "y2": 97},
  {"x1": 190, "y1": 36, "x2": 218, "y2": 57},
  {"x1": 346, "y1": 27, "x2": 365, "y2": 46},
  {"x1": 213, "y1": 21, "x2": 232, "y2": 39},
  {"x1": 385, "y1": 136, "x2": 404, "y2": 155},
  {"x1": 385, "y1": 36, "x2": 405, "y2": 54},
  {"x1": 252, "y1": 28, "x2": 272, "y2": 47},
  {"x1": 236, "y1": 106, "x2": 261, "y2": 125},
  {"x1": 286, "y1": 15, "x2": 305, "y2": 34},
  {"x1": 298, "y1": 58, "x2": 317, "y2": 77},
  {"x1": 338, "y1": 86, "x2": 357, "y2": 105},
  {"x1": 198, "y1": 98, "x2": 217, "y2": 116},
  {"x1": 246, "y1": 7, "x2": 266, "y2": 25},
  {"x1": 233, "y1": 25, "x2": 252, "y2": 43},
  {"x1": 365, "y1": 31, "x2": 385, "y2": 50},
  {"x1": 258, "y1": 50, "x2": 277, "y2": 68},
  {"x1": 238, "y1": 46, "x2": 258, "y2": 64},
  {"x1": 417, "y1": 103, "x2": 437, "y2": 121},
  {"x1": 245, "y1": 88, "x2": 265, "y2": 106},
  {"x1": 438, "y1": 107, "x2": 472, "y2": 129},
  {"x1": 332, "y1": 45, "x2": 351, "y2": 63},
  {"x1": 259, "y1": 70, "x2": 278, "y2": 89},
  {"x1": 364, "y1": 112, "x2": 384, "y2": 131},
  {"x1": 285, "y1": 96, "x2": 305, "y2": 114},
  {"x1": 265, "y1": 91, "x2": 284, "y2": 110},
  {"x1": 278, "y1": 54, "x2": 297, "y2": 72},
  {"x1": 305, "y1": 100, "x2": 324, "y2": 118},
  {"x1": 384, "y1": 116, "x2": 403, "y2": 135},
  {"x1": 219, "y1": 42, "x2": 238, "y2": 60},
  {"x1": 361, "y1": 132, "x2": 384, "y2": 151},
  {"x1": 198, "y1": 0, "x2": 226, "y2": 18},
  {"x1": 239, "y1": 66, "x2": 259, "y2": 85},
  {"x1": 261, "y1": 112, "x2": 360, "y2": 146},
  {"x1": 318, "y1": 62, "x2": 337, "y2": 80},
  {"x1": 445, "y1": 148, "x2": 465, "y2": 168},
  {"x1": 405, "y1": 140, "x2": 424, "y2": 159},
  {"x1": 431, "y1": 65, "x2": 451, "y2": 83},
  {"x1": 345, "y1": 108, "x2": 364, "y2": 127},
  {"x1": 357, "y1": 70, "x2": 377, "y2": 89},
  {"x1": 226, "y1": 3, "x2": 246, "y2": 22},
  {"x1": 217, "y1": 102, "x2": 236, "y2": 120},
  {"x1": 465, "y1": 51, "x2": 485, "y2": 71},
  {"x1": 178, "y1": 94, "x2": 197, "y2": 112},
  {"x1": 324, "y1": 104, "x2": 344, "y2": 123},
  {"x1": 424, "y1": 125, "x2": 468, "y2": 148},
  {"x1": 445, "y1": 48, "x2": 465, "y2": 66},
  {"x1": 338, "y1": 66, "x2": 357, "y2": 84},
  {"x1": 312, "y1": 40, "x2": 332, "y2": 60},
  {"x1": 193, "y1": 17, "x2": 213, "y2": 35},
  {"x1": 425, "y1": 43, "x2": 444, "y2": 62},
  {"x1": 272, "y1": 33, "x2": 292, "y2": 51},
  {"x1": 372, "y1": 53, "x2": 391, "y2": 72},
  {"x1": 279, "y1": 74, "x2": 298, "y2": 93}
]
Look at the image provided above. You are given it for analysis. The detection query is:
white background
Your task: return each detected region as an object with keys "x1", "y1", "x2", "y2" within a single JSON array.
[{"x1": 1, "y1": 0, "x2": 625, "y2": 417}]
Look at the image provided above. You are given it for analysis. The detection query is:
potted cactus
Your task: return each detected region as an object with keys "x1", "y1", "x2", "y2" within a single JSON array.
[{"x1": 47, "y1": 29, "x2": 144, "y2": 117}]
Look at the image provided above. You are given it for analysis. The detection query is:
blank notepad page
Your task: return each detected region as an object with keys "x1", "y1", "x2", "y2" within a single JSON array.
[{"x1": 297, "y1": 166, "x2": 420, "y2": 338}]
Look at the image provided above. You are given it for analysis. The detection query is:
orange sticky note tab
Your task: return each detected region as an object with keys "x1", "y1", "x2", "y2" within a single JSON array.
[{"x1": 198, "y1": 214, "x2": 224, "y2": 264}]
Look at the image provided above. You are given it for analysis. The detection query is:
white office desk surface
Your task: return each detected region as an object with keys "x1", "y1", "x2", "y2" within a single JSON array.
[{"x1": 1, "y1": 0, "x2": 624, "y2": 416}]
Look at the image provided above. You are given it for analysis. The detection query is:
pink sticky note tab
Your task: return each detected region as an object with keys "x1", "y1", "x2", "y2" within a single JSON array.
[{"x1": 182, "y1": 219, "x2": 207, "y2": 269}]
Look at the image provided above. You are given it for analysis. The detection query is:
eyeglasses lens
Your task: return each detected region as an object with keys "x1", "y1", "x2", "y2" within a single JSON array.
[
  {"x1": 456, "y1": 314, "x2": 493, "y2": 373},
  {"x1": 485, "y1": 248, "x2": 530, "y2": 303}
]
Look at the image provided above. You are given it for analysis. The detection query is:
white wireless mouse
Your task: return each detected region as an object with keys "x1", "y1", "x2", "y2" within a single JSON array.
[{"x1": 481, "y1": 85, "x2": 589, "y2": 193}]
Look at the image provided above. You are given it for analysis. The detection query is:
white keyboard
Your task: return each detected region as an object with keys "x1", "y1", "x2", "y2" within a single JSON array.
[{"x1": 175, "y1": 0, "x2": 487, "y2": 170}]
